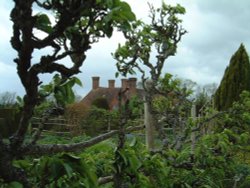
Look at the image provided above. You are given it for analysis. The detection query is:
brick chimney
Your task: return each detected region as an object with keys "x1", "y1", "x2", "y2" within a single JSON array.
[
  {"x1": 108, "y1": 80, "x2": 115, "y2": 89},
  {"x1": 121, "y1": 79, "x2": 128, "y2": 89},
  {"x1": 92, "y1": 76, "x2": 100, "y2": 90},
  {"x1": 128, "y1": 78, "x2": 137, "y2": 93}
]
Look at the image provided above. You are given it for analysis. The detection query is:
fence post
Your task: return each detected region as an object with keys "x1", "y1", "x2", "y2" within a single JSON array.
[
  {"x1": 191, "y1": 104, "x2": 196, "y2": 156},
  {"x1": 144, "y1": 96, "x2": 155, "y2": 151}
]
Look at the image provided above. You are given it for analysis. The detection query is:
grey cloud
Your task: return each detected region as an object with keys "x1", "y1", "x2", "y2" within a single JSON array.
[
  {"x1": 1, "y1": 0, "x2": 250, "y2": 97},
  {"x1": 167, "y1": 0, "x2": 250, "y2": 86},
  {"x1": 196, "y1": 0, "x2": 250, "y2": 16}
]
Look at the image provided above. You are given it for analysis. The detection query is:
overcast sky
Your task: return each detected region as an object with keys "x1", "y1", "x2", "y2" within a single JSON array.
[{"x1": 1, "y1": 0, "x2": 250, "y2": 98}]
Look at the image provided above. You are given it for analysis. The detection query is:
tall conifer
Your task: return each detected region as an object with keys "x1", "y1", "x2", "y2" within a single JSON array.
[{"x1": 214, "y1": 44, "x2": 250, "y2": 110}]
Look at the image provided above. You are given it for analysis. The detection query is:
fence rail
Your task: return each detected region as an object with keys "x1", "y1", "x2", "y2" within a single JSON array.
[{"x1": 31, "y1": 117, "x2": 74, "y2": 131}]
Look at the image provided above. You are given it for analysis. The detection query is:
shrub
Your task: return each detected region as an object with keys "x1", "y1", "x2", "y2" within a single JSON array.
[{"x1": 0, "y1": 108, "x2": 20, "y2": 138}]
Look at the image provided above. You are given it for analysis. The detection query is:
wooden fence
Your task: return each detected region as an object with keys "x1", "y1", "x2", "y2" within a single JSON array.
[{"x1": 31, "y1": 117, "x2": 73, "y2": 132}]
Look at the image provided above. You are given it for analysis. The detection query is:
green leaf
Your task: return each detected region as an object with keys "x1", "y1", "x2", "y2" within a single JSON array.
[
  {"x1": 176, "y1": 4, "x2": 186, "y2": 14},
  {"x1": 115, "y1": 72, "x2": 119, "y2": 78},
  {"x1": 73, "y1": 77, "x2": 83, "y2": 87},
  {"x1": 184, "y1": 183, "x2": 193, "y2": 188},
  {"x1": 50, "y1": 159, "x2": 64, "y2": 179},
  {"x1": 35, "y1": 13, "x2": 52, "y2": 33},
  {"x1": 128, "y1": 155, "x2": 141, "y2": 171},
  {"x1": 45, "y1": 74, "x2": 83, "y2": 106},
  {"x1": 40, "y1": 84, "x2": 53, "y2": 93},
  {"x1": 117, "y1": 150, "x2": 128, "y2": 166},
  {"x1": 7, "y1": 182, "x2": 23, "y2": 188},
  {"x1": 64, "y1": 84, "x2": 75, "y2": 104},
  {"x1": 105, "y1": 23, "x2": 113, "y2": 38},
  {"x1": 63, "y1": 163, "x2": 73, "y2": 177},
  {"x1": 240, "y1": 132, "x2": 250, "y2": 144},
  {"x1": 129, "y1": 136, "x2": 137, "y2": 147},
  {"x1": 53, "y1": 74, "x2": 61, "y2": 85},
  {"x1": 118, "y1": 2, "x2": 136, "y2": 21},
  {"x1": 61, "y1": 153, "x2": 81, "y2": 162},
  {"x1": 13, "y1": 160, "x2": 31, "y2": 169},
  {"x1": 16, "y1": 96, "x2": 24, "y2": 107}
]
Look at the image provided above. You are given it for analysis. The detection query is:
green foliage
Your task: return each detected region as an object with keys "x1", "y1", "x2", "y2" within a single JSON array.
[
  {"x1": 159, "y1": 73, "x2": 194, "y2": 96},
  {"x1": 1, "y1": 0, "x2": 138, "y2": 185},
  {"x1": 101, "y1": 0, "x2": 136, "y2": 34},
  {"x1": 39, "y1": 74, "x2": 82, "y2": 107},
  {"x1": 33, "y1": 100, "x2": 54, "y2": 117},
  {"x1": 0, "y1": 181, "x2": 23, "y2": 188},
  {"x1": 1, "y1": 140, "x2": 115, "y2": 187},
  {"x1": 219, "y1": 91, "x2": 250, "y2": 133},
  {"x1": 0, "y1": 108, "x2": 20, "y2": 138},
  {"x1": 194, "y1": 83, "x2": 217, "y2": 116},
  {"x1": 0, "y1": 92, "x2": 17, "y2": 108},
  {"x1": 16, "y1": 95, "x2": 24, "y2": 108},
  {"x1": 159, "y1": 73, "x2": 181, "y2": 92},
  {"x1": 34, "y1": 0, "x2": 136, "y2": 40},
  {"x1": 13, "y1": 153, "x2": 98, "y2": 188},
  {"x1": 107, "y1": 130, "x2": 245, "y2": 188},
  {"x1": 34, "y1": 13, "x2": 52, "y2": 34},
  {"x1": 59, "y1": 0, "x2": 136, "y2": 44},
  {"x1": 81, "y1": 140, "x2": 116, "y2": 178},
  {"x1": 113, "y1": 143, "x2": 145, "y2": 187},
  {"x1": 114, "y1": 3, "x2": 186, "y2": 78},
  {"x1": 80, "y1": 107, "x2": 119, "y2": 136},
  {"x1": 4, "y1": 0, "x2": 250, "y2": 187},
  {"x1": 214, "y1": 44, "x2": 250, "y2": 110},
  {"x1": 127, "y1": 95, "x2": 143, "y2": 119},
  {"x1": 3, "y1": 105, "x2": 250, "y2": 188},
  {"x1": 153, "y1": 73, "x2": 193, "y2": 117},
  {"x1": 91, "y1": 97, "x2": 110, "y2": 110}
]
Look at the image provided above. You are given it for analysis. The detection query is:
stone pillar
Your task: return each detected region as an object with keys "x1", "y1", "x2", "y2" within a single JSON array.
[
  {"x1": 144, "y1": 96, "x2": 155, "y2": 151},
  {"x1": 191, "y1": 104, "x2": 196, "y2": 156},
  {"x1": 144, "y1": 79, "x2": 155, "y2": 151}
]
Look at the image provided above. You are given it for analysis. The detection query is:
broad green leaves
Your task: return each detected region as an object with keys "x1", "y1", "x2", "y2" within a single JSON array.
[
  {"x1": 103, "y1": 0, "x2": 136, "y2": 37},
  {"x1": 34, "y1": 13, "x2": 52, "y2": 34},
  {"x1": 100, "y1": 0, "x2": 136, "y2": 23},
  {"x1": 68, "y1": 0, "x2": 136, "y2": 39},
  {"x1": 13, "y1": 153, "x2": 98, "y2": 188},
  {"x1": 107, "y1": 1, "x2": 136, "y2": 32},
  {"x1": 39, "y1": 74, "x2": 82, "y2": 107},
  {"x1": 3, "y1": 182, "x2": 23, "y2": 188}
]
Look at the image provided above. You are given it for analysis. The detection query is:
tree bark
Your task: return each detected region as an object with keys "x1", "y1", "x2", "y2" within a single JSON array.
[
  {"x1": 0, "y1": 143, "x2": 30, "y2": 187},
  {"x1": 20, "y1": 125, "x2": 144, "y2": 156}
]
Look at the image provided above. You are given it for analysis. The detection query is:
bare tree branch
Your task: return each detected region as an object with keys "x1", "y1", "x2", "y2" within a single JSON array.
[
  {"x1": 98, "y1": 175, "x2": 114, "y2": 185},
  {"x1": 192, "y1": 111, "x2": 227, "y2": 132},
  {"x1": 21, "y1": 125, "x2": 145, "y2": 156}
]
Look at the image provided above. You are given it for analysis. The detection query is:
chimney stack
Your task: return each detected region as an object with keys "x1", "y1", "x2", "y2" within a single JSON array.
[
  {"x1": 128, "y1": 78, "x2": 137, "y2": 93},
  {"x1": 108, "y1": 80, "x2": 115, "y2": 89},
  {"x1": 92, "y1": 76, "x2": 100, "y2": 89},
  {"x1": 121, "y1": 79, "x2": 128, "y2": 89}
]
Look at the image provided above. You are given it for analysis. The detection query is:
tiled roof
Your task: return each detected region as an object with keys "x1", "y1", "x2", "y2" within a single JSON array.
[{"x1": 80, "y1": 87, "x2": 144, "y2": 110}]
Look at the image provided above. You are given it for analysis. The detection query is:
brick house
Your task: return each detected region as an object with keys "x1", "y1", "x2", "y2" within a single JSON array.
[{"x1": 80, "y1": 77, "x2": 143, "y2": 110}]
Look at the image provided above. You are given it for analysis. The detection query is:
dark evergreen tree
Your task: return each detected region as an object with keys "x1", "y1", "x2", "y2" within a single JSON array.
[{"x1": 214, "y1": 44, "x2": 250, "y2": 110}]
